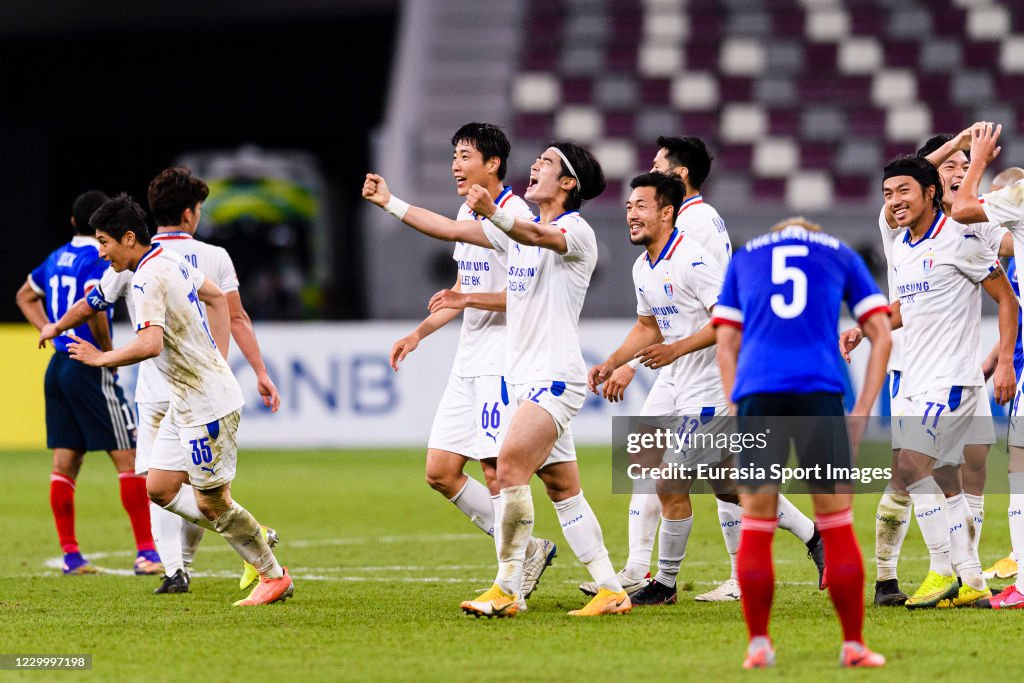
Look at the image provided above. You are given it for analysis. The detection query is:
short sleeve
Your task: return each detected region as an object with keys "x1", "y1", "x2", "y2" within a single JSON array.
[
  {"x1": 557, "y1": 214, "x2": 595, "y2": 262},
  {"x1": 132, "y1": 271, "x2": 168, "y2": 331},
  {"x1": 710, "y1": 257, "x2": 743, "y2": 329},
  {"x1": 680, "y1": 249, "x2": 725, "y2": 311},
  {"x1": 633, "y1": 259, "x2": 652, "y2": 317},
  {"x1": 88, "y1": 267, "x2": 128, "y2": 311},
  {"x1": 27, "y1": 264, "x2": 46, "y2": 296},
  {"x1": 842, "y1": 245, "x2": 889, "y2": 323},
  {"x1": 215, "y1": 247, "x2": 240, "y2": 293},
  {"x1": 955, "y1": 231, "x2": 1001, "y2": 284},
  {"x1": 981, "y1": 179, "x2": 1024, "y2": 225}
]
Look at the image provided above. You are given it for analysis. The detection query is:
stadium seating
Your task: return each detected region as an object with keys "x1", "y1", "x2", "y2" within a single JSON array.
[{"x1": 511, "y1": 0, "x2": 1024, "y2": 212}]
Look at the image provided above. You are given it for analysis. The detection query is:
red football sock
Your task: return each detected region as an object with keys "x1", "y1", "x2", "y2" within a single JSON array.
[
  {"x1": 817, "y1": 508, "x2": 864, "y2": 643},
  {"x1": 119, "y1": 472, "x2": 155, "y2": 552},
  {"x1": 50, "y1": 473, "x2": 78, "y2": 554},
  {"x1": 738, "y1": 515, "x2": 778, "y2": 639}
]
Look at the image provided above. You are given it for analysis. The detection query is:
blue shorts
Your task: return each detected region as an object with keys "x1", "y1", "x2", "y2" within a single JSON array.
[
  {"x1": 44, "y1": 352, "x2": 137, "y2": 452},
  {"x1": 735, "y1": 392, "x2": 851, "y2": 490}
]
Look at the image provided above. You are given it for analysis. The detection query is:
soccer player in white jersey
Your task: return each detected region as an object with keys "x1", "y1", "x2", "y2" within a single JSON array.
[
  {"x1": 878, "y1": 156, "x2": 1015, "y2": 608},
  {"x1": 952, "y1": 122, "x2": 1024, "y2": 608},
  {"x1": 846, "y1": 131, "x2": 1012, "y2": 606},
  {"x1": 64, "y1": 194, "x2": 292, "y2": 606},
  {"x1": 365, "y1": 141, "x2": 631, "y2": 616},
  {"x1": 586, "y1": 172, "x2": 824, "y2": 605},
  {"x1": 40, "y1": 168, "x2": 282, "y2": 595},
  {"x1": 592, "y1": 140, "x2": 822, "y2": 602},
  {"x1": 387, "y1": 123, "x2": 555, "y2": 600}
]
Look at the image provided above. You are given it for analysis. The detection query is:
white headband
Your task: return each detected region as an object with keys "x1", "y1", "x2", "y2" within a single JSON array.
[{"x1": 549, "y1": 146, "x2": 580, "y2": 190}]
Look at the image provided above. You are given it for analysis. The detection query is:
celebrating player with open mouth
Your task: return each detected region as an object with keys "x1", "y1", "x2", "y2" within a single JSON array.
[
  {"x1": 65, "y1": 194, "x2": 292, "y2": 607},
  {"x1": 364, "y1": 141, "x2": 631, "y2": 616}
]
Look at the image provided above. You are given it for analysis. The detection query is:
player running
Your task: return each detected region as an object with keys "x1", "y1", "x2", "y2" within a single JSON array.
[
  {"x1": 713, "y1": 218, "x2": 891, "y2": 669},
  {"x1": 952, "y1": 123, "x2": 1024, "y2": 608},
  {"x1": 65, "y1": 194, "x2": 292, "y2": 606},
  {"x1": 386, "y1": 123, "x2": 555, "y2": 599},
  {"x1": 365, "y1": 141, "x2": 630, "y2": 616},
  {"x1": 41, "y1": 168, "x2": 282, "y2": 595},
  {"x1": 16, "y1": 190, "x2": 158, "y2": 576}
]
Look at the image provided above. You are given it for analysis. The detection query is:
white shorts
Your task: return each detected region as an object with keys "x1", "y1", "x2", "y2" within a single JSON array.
[
  {"x1": 889, "y1": 370, "x2": 908, "y2": 450},
  {"x1": 509, "y1": 380, "x2": 584, "y2": 466},
  {"x1": 427, "y1": 374, "x2": 511, "y2": 460},
  {"x1": 149, "y1": 408, "x2": 241, "y2": 490},
  {"x1": 897, "y1": 386, "x2": 980, "y2": 465},
  {"x1": 134, "y1": 401, "x2": 170, "y2": 475},
  {"x1": 664, "y1": 407, "x2": 733, "y2": 468}
]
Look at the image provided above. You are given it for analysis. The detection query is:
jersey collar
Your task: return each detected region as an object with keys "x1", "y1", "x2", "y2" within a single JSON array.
[
  {"x1": 679, "y1": 194, "x2": 703, "y2": 214},
  {"x1": 645, "y1": 228, "x2": 681, "y2": 267},
  {"x1": 152, "y1": 230, "x2": 193, "y2": 241},
  {"x1": 471, "y1": 186, "x2": 514, "y2": 220},
  {"x1": 134, "y1": 245, "x2": 164, "y2": 271},
  {"x1": 903, "y1": 211, "x2": 946, "y2": 247},
  {"x1": 70, "y1": 235, "x2": 100, "y2": 248},
  {"x1": 533, "y1": 210, "x2": 578, "y2": 223}
]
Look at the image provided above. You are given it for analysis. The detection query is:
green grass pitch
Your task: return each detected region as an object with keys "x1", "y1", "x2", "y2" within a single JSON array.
[{"x1": 2, "y1": 447, "x2": 1023, "y2": 682}]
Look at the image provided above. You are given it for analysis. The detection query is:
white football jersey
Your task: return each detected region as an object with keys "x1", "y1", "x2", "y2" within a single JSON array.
[
  {"x1": 632, "y1": 229, "x2": 726, "y2": 407},
  {"x1": 151, "y1": 231, "x2": 240, "y2": 294},
  {"x1": 131, "y1": 246, "x2": 244, "y2": 427},
  {"x1": 482, "y1": 210, "x2": 597, "y2": 384},
  {"x1": 891, "y1": 212, "x2": 999, "y2": 395},
  {"x1": 95, "y1": 232, "x2": 243, "y2": 405},
  {"x1": 980, "y1": 182, "x2": 1024, "y2": 297},
  {"x1": 877, "y1": 207, "x2": 906, "y2": 372},
  {"x1": 674, "y1": 194, "x2": 731, "y2": 267},
  {"x1": 450, "y1": 188, "x2": 533, "y2": 377}
]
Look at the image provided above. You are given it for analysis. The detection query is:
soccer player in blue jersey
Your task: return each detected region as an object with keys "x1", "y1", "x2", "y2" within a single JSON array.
[
  {"x1": 15, "y1": 190, "x2": 158, "y2": 575},
  {"x1": 712, "y1": 218, "x2": 891, "y2": 669}
]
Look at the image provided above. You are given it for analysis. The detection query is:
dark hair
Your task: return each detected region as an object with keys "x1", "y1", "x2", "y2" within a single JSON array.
[
  {"x1": 916, "y1": 134, "x2": 953, "y2": 159},
  {"x1": 656, "y1": 135, "x2": 713, "y2": 189},
  {"x1": 548, "y1": 140, "x2": 606, "y2": 210},
  {"x1": 89, "y1": 193, "x2": 152, "y2": 245},
  {"x1": 629, "y1": 172, "x2": 686, "y2": 219},
  {"x1": 451, "y1": 122, "x2": 511, "y2": 180},
  {"x1": 883, "y1": 156, "x2": 944, "y2": 214},
  {"x1": 148, "y1": 166, "x2": 210, "y2": 226},
  {"x1": 72, "y1": 190, "x2": 110, "y2": 235}
]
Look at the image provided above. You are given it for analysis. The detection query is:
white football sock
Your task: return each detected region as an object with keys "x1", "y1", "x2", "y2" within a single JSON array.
[
  {"x1": 212, "y1": 502, "x2": 282, "y2": 579},
  {"x1": 874, "y1": 489, "x2": 912, "y2": 581},
  {"x1": 496, "y1": 485, "x2": 533, "y2": 596},
  {"x1": 180, "y1": 519, "x2": 205, "y2": 569},
  {"x1": 163, "y1": 485, "x2": 216, "y2": 531},
  {"x1": 176, "y1": 484, "x2": 205, "y2": 568},
  {"x1": 625, "y1": 492, "x2": 661, "y2": 580},
  {"x1": 653, "y1": 515, "x2": 693, "y2": 588},
  {"x1": 1009, "y1": 473, "x2": 1024, "y2": 593},
  {"x1": 964, "y1": 493, "x2": 984, "y2": 555},
  {"x1": 716, "y1": 498, "x2": 743, "y2": 580},
  {"x1": 491, "y1": 494, "x2": 503, "y2": 562},
  {"x1": 450, "y1": 476, "x2": 496, "y2": 536},
  {"x1": 908, "y1": 476, "x2": 953, "y2": 576},
  {"x1": 776, "y1": 494, "x2": 815, "y2": 543},
  {"x1": 553, "y1": 490, "x2": 622, "y2": 593},
  {"x1": 150, "y1": 502, "x2": 184, "y2": 575},
  {"x1": 948, "y1": 493, "x2": 985, "y2": 590}
]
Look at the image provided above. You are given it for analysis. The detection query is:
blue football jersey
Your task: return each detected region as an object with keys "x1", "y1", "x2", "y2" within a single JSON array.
[
  {"x1": 712, "y1": 226, "x2": 888, "y2": 401},
  {"x1": 28, "y1": 236, "x2": 111, "y2": 352}
]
